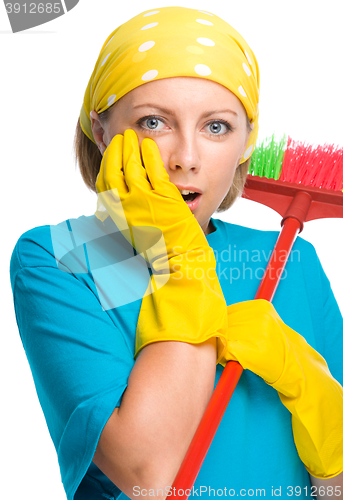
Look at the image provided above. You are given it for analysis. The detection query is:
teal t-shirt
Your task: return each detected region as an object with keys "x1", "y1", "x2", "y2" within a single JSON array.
[{"x1": 9, "y1": 214, "x2": 343, "y2": 500}]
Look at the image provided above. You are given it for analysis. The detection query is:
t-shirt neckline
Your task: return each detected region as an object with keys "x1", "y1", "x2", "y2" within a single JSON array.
[{"x1": 205, "y1": 217, "x2": 225, "y2": 251}]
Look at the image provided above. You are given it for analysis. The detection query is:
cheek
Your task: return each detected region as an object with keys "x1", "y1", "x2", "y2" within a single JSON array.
[
  {"x1": 141, "y1": 135, "x2": 173, "y2": 166},
  {"x1": 103, "y1": 120, "x2": 126, "y2": 146},
  {"x1": 103, "y1": 128, "x2": 115, "y2": 146},
  {"x1": 217, "y1": 164, "x2": 237, "y2": 194},
  {"x1": 204, "y1": 146, "x2": 239, "y2": 180}
]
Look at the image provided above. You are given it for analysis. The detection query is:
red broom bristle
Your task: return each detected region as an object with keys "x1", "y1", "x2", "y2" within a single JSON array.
[{"x1": 280, "y1": 137, "x2": 343, "y2": 191}]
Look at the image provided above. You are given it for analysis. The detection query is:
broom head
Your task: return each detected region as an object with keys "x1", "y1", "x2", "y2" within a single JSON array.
[{"x1": 243, "y1": 136, "x2": 343, "y2": 222}]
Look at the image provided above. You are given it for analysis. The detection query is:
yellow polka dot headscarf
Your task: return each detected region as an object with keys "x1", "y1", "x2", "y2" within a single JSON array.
[{"x1": 80, "y1": 6, "x2": 260, "y2": 163}]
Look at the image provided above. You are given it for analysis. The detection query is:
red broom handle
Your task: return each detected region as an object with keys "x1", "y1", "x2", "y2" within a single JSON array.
[{"x1": 170, "y1": 192, "x2": 312, "y2": 500}]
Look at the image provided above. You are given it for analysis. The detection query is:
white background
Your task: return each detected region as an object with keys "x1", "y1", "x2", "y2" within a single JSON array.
[{"x1": 1, "y1": 0, "x2": 343, "y2": 498}]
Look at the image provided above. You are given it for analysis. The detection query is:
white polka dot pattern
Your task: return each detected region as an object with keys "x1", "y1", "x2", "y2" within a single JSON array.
[
  {"x1": 197, "y1": 37, "x2": 215, "y2": 46},
  {"x1": 101, "y1": 54, "x2": 111, "y2": 67},
  {"x1": 142, "y1": 69, "x2": 158, "y2": 81},
  {"x1": 244, "y1": 49, "x2": 252, "y2": 65},
  {"x1": 195, "y1": 64, "x2": 211, "y2": 76},
  {"x1": 139, "y1": 41, "x2": 155, "y2": 52},
  {"x1": 243, "y1": 63, "x2": 251, "y2": 76},
  {"x1": 107, "y1": 95, "x2": 116, "y2": 106},
  {"x1": 238, "y1": 86, "x2": 247, "y2": 97},
  {"x1": 198, "y1": 10, "x2": 214, "y2": 16},
  {"x1": 196, "y1": 19, "x2": 213, "y2": 26},
  {"x1": 105, "y1": 36, "x2": 114, "y2": 48},
  {"x1": 243, "y1": 144, "x2": 254, "y2": 160},
  {"x1": 143, "y1": 11, "x2": 159, "y2": 16},
  {"x1": 141, "y1": 23, "x2": 158, "y2": 30}
]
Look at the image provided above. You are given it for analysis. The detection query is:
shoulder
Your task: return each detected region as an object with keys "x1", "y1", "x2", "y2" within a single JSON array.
[
  {"x1": 11, "y1": 224, "x2": 54, "y2": 267},
  {"x1": 9, "y1": 214, "x2": 106, "y2": 289},
  {"x1": 10, "y1": 224, "x2": 54, "y2": 288},
  {"x1": 9, "y1": 214, "x2": 137, "y2": 294}
]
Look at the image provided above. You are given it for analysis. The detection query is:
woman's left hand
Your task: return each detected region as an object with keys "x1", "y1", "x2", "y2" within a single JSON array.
[{"x1": 223, "y1": 299, "x2": 343, "y2": 480}]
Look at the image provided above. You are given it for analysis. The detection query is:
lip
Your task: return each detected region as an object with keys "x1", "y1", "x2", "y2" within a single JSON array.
[
  {"x1": 184, "y1": 193, "x2": 202, "y2": 212},
  {"x1": 174, "y1": 184, "x2": 203, "y2": 194}
]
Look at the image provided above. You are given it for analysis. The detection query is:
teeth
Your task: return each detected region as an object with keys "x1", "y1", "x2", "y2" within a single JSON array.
[{"x1": 179, "y1": 189, "x2": 196, "y2": 195}]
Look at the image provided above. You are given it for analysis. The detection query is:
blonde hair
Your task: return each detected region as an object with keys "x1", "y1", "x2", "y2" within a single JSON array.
[{"x1": 74, "y1": 108, "x2": 251, "y2": 212}]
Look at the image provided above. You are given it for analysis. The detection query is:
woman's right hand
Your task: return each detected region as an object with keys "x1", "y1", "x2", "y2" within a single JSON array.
[
  {"x1": 96, "y1": 129, "x2": 229, "y2": 363},
  {"x1": 95, "y1": 128, "x2": 209, "y2": 270}
]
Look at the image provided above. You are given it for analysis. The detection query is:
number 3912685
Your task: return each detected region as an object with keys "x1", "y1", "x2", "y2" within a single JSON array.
[{"x1": 5, "y1": 3, "x2": 62, "y2": 14}]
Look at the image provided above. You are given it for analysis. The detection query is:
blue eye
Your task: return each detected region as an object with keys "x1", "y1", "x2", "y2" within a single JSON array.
[
  {"x1": 209, "y1": 122, "x2": 222, "y2": 134},
  {"x1": 137, "y1": 116, "x2": 165, "y2": 132},
  {"x1": 207, "y1": 121, "x2": 231, "y2": 135},
  {"x1": 146, "y1": 118, "x2": 160, "y2": 129}
]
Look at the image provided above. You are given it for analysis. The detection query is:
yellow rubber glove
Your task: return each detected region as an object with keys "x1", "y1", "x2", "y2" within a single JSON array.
[
  {"x1": 95, "y1": 129, "x2": 228, "y2": 362},
  {"x1": 222, "y1": 299, "x2": 343, "y2": 478}
]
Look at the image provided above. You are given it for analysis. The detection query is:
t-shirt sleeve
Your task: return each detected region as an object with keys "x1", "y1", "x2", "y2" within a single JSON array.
[{"x1": 10, "y1": 232, "x2": 134, "y2": 499}]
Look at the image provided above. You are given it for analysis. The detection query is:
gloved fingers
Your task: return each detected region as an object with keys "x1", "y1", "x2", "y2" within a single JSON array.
[
  {"x1": 227, "y1": 301, "x2": 286, "y2": 342},
  {"x1": 123, "y1": 129, "x2": 151, "y2": 192},
  {"x1": 226, "y1": 300, "x2": 268, "y2": 335},
  {"x1": 141, "y1": 138, "x2": 182, "y2": 199},
  {"x1": 95, "y1": 134, "x2": 127, "y2": 196},
  {"x1": 225, "y1": 336, "x2": 284, "y2": 384},
  {"x1": 103, "y1": 134, "x2": 127, "y2": 194},
  {"x1": 224, "y1": 299, "x2": 292, "y2": 383},
  {"x1": 226, "y1": 299, "x2": 272, "y2": 317},
  {"x1": 226, "y1": 299, "x2": 285, "y2": 335},
  {"x1": 95, "y1": 145, "x2": 109, "y2": 194}
]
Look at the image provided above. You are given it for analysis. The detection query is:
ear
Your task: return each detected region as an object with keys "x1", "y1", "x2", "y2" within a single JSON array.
[{"x1": 90, "y1": 111, "x2": 107, "y2": 155}]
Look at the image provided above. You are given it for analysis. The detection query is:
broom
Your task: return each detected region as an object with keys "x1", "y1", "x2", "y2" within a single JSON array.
[{"x1": 170, "y1": 135, "x2": 343, "y2": 499}]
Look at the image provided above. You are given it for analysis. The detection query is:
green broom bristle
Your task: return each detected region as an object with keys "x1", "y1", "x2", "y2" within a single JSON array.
[{"x1": 249, "y1": 134, "x2": 287, "y2": 179}]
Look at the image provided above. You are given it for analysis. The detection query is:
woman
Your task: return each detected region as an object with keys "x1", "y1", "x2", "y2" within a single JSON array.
[{"x1": 10, "y1": 6, "x2": 343, "y2": 500}]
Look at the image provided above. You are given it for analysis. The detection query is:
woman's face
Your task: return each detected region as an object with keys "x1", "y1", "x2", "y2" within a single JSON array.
[{"x1": 91, "y1": 77, "x2": 251, "y2": 235}]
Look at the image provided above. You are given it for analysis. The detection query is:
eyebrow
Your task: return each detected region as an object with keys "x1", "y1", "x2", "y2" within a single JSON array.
[{"x1": 131, "y1": 104, "x2": 238, "y2": 118}]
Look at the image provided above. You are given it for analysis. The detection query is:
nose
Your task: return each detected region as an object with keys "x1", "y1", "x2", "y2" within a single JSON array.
[{"x1": 167, "y1": 131, "x2": 201, "y2": 174}]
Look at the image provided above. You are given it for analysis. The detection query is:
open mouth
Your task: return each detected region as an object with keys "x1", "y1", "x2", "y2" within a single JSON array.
[
  {"x1": 181, "y1": 192, "x2": 200, "y2": 203},
  {"x1": 177, "y1": 188, "x2": 202, "y2": 202},
  {"x1": 176, "y1": 189, "x2": 202, "y2": 212}
]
